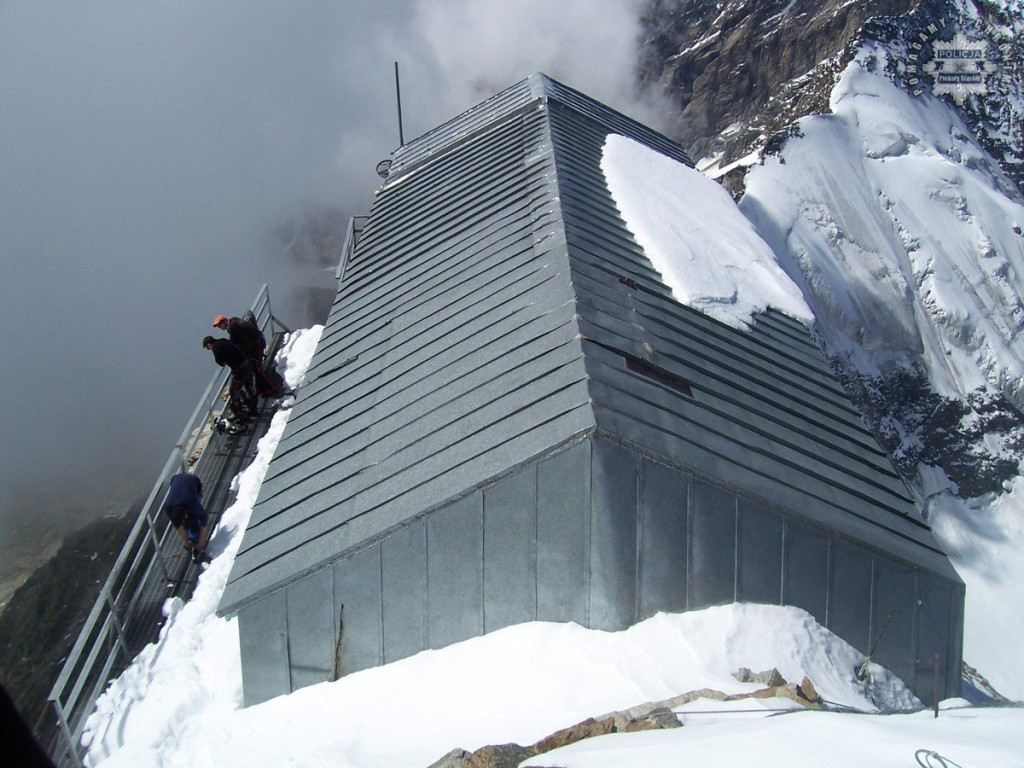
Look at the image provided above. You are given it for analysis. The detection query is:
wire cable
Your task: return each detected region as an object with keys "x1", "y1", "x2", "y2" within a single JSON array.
[{"x1": 915, "y1": 749, "x2": 964, "y2": 768}]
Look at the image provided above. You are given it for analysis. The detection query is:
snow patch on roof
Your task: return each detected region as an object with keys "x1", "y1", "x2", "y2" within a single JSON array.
[{"x1": 601, "y1": 133, "x2": 813, "y2": 330}]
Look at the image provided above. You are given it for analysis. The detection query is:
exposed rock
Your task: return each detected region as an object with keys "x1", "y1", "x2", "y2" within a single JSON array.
[
  {"x1": 619, "y1": 706, "x2": 681, "y2": 733},
  {"x1": 427, "y1": 675, "x2": 831, "y2": 767},
  {"x1": 429, "y1": 743, "x2": 533, "y2": 768},
  {"x1": 734, "y1": 666, "x2": 788, "y2": 687},
  {"x1": 639, "y1": 0, "x2": 916, "y2": 168},
  {"x1": 426, "y1": 704, "x2": 682, "y2": 768},
  {"x1": 641, "y1": 0, "x2": 1022, "y2": 197},
  {"x1": 796, "y1": 676, "x2": 823, "y2": 707},
  {"x1": 531, "y1": 716, "x2": 617, "y2": 755},
  {"x1": 828, "y1": 358, "x2": 1024, "y2": 498},
  {"x1": 0, "y1": 513, "x2": 134, "y2": 744},
  {"x1": 429, "y1": 748, "x2": 475, "y2": 768}
]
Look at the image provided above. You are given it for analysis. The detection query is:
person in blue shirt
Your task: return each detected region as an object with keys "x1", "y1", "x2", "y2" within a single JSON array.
[{"x1": 161, "y1": 473, "x2": 209, "y2": 564}]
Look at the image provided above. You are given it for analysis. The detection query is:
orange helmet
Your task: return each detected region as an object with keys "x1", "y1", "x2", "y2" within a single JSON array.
[{"x1": 212, "y1": 315, "x2": 228, "y2": 327}]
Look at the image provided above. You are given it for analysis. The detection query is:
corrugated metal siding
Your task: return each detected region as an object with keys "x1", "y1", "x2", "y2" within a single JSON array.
[
  {"x1": 224, "y1": 73, "x2": 962, "y2": 707},
  {"x1": 220, "y1": 84, "x2": 595, "y2": 614},
  {"x1": 385, "y1": 78, "x2": 535, "y2": 176},
  {"x1": 222, "y1": 71, "x2": 960, "y2": 613},
  {"x1": 234, "y1": 437, "x2": 963, "y2": 706},
  {"x1": 539, "y1": 101, "x2": 954, "y2": 576},
  {"x1": 387, "y1": 73, "x2": 689, "y2": 178}
]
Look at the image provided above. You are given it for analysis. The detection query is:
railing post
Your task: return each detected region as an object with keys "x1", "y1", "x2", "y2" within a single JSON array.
[
  {"x1": 105, "y1": 593, "x2": 131, "y2": 661},
  {"x1": 51, "y1": 698, "x2": 82, "y2": 767},
  {"x1": 269, "y1": 313, "x2": 291, "y2": 335},
  {"x1": 336, "y1": 215, "x2": 367, "y2": 281},
  {"x1": 144, "y1": 510, "x2": 172, "y2": 582}
]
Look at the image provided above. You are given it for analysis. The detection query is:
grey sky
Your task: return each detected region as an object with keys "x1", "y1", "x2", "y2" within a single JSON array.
[{"x1": 0, "y1": 0, "x2": 669, "y2": 555}]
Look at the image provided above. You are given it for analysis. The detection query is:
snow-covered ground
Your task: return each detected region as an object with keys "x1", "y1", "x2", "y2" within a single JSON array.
[
  {"x1": 78, "y1": 336, "x2": 1023, "y2": 766},
  {"x1": 79, "y1": 43, "x2": 1024, "y2": 768},
  {"x1": 741, "y1": 44, "x2": 1024, "y2": 407},
  {"x1": 77, "y1": 318, "x2": 1023, "y2": 766}
]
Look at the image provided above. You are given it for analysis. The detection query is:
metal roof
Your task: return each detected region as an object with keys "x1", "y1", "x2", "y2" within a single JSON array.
[{"x1": 219, "y1": 73, "x2": 947, "y2": 616}]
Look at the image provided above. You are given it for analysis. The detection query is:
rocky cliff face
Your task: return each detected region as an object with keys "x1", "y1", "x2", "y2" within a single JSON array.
[
  {"x1": 641, "y1": 0, "x2": 1022, "y2": 194},
  {"x1": 0, "y1": 514, "x2": 133, "y2": 741},
  {"x1": 640, "y1": 0, "x2": 918, "y2": 180}
]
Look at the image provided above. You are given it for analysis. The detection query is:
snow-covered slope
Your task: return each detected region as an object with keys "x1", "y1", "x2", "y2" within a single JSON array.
[
  {"x1": 740, "y1": 44, "x2": 1024, "y2": 699},
  {"x1": 742, "y1": 45, "x2": 1024, "y2": 411}
]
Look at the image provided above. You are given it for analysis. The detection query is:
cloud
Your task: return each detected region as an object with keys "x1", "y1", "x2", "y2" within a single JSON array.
[
  {"x1": 409, "y1": 0, "x2": 672, "y2": 134},
  {"x1": 0, "y1": 0, "x2": 666, "y2": 556},
  {"x1": 0, "y1": 1, "x2": 409, "y2": 547}
]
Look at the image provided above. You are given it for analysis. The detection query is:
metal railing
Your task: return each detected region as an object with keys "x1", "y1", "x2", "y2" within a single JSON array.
[
  {"x1": 336, "y1": 215, "x2": 368, "y2": 281},
  {"x1": 44, "y1": 285, "x2": 290, "y2": 766}
]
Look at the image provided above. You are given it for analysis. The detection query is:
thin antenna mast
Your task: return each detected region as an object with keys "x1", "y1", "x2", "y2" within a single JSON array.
[{"x1": 394, "y1": 61, "x2": 405, "y2": 147}]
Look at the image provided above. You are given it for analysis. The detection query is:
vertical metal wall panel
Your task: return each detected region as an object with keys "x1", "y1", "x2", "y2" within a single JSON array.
[
  {"x1": 333, "y1": 545, "x2": 383, "y2": 676},
  {"x1": 689, "y1": 480, "x2": 737, "y2": 609},
  {"x1": 237, "y1": 591, "x2": 290, "y2": 706},
  {"x1": 537, "y1": 441, "x2": 590, "y2": 624},
  {"x1": 871, "y1": 559, "x2": 916, "y2": 687},
  {"x1": 914, "y1": 572, "x2": 955, "y2": 703},
  {"x1": 483, "y1": 468, "x2": 538, "y2": 632},
  {"x1": 286, "y1": 569, "x2": 336, "y2": 691},
  {"x1": 827, "y1": 540, "x2": 874, "y2": 654},
  {"x1": 736, "y1": 499, "x2": 783, "y2": 605},
  {"x1": 783, "y1": 520, "x2": 829, "y2": 625},
  {"x1": 947, "y1": 587, "x2": 965, "y2": 697},
  {"x1": 638, "y1": 459, "x2": 688, "y2": 619},
  {"x1": 427, "y1": 494, "x2": 484, "y2": 649},
  {"x1": 381, "y1": 519, "x2": 427, "y2": 663},
  {"x1": 590, "y1": 439, "x2": 638, "y2": 630}
]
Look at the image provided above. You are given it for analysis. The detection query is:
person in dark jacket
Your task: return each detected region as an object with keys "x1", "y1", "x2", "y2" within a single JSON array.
[
  {"x1": 213, "y1": 313, "x2": 287, "y2": 398},
  {"x1": 213, "y1": 314, "x2": 266, "y2": 368},
  {"x1": 161, "y1": 472, "x2": 209, "y2": 563},
  {"x1": 203, "y1": 335, "x2": 258, "y2": 419}
]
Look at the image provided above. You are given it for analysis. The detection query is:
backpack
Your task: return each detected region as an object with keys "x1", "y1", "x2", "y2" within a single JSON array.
[{"x1": 255, "y1": 364, "x2": 287, "y2": 397}]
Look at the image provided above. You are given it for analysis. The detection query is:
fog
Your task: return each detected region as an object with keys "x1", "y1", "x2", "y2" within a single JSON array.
[{"x1": 0, "y1": 0, "x2": 671, "y2": 566}]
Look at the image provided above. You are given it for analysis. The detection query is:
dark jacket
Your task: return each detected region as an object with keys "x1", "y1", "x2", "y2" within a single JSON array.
[
  {"x1": 208, "y1": 338, "x2": 249, "y2": 374},
  {"x1": 226, "y1": 317, "x2": 266, "y2": 358}
]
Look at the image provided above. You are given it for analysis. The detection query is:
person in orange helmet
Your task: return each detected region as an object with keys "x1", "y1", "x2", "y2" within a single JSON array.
[
  {"x1": 213, "y1": 313, "x2": 287, "y2": 398},
  {"x1": 212, "y1": 313, "x2": 266, "y2": 368}
]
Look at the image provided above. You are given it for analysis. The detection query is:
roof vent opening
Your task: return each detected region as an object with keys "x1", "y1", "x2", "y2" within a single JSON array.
[{"x1": 624, "y1": 355, "x2": 694, "y2": 398}]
